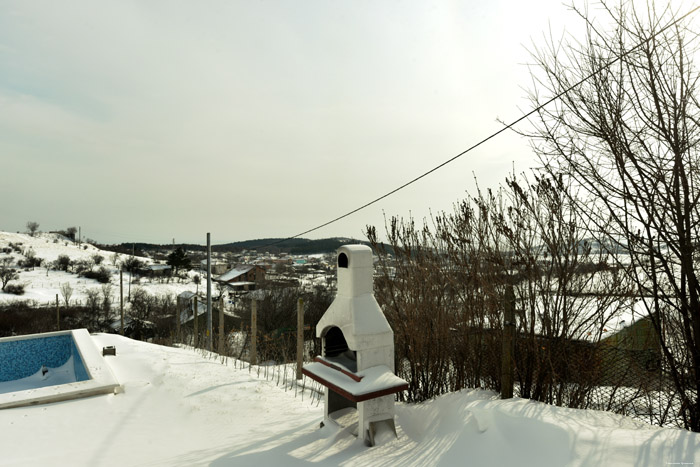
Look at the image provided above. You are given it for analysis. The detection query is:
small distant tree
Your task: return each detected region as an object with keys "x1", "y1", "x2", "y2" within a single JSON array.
[
  {"x1": 83, "y1": 286, "x2": 112, "y2": 331},
  {"x1": 72, "y1": 259, "x2": 91, "y2": 275},
  {"x1": 59, "y1": 282, "x2": 73, "y2": 307},
  {"x1": 128, "y1": 287, "x2": 154, "y2": 339},
  {"x1": 193, "y1": 274, "x2": 201, "y2": 295},
  {"x1": 85, "y1": 288, "x2": 101, "y2": 313},
  {"x1": 65, "y1": 227, "x2": 77, "y2": 241},
  {"x1": 0, "y1": 257, "x2": 19, "y2": 291},
  {"x1": 19, "y1": 249, "x2": 42, "y2": 269},
  {"x1": 4, "y1": 283, "x2": 25, "y2": 295},
  {"x1": 55, "y1": 255, "x2": 72, "y2": 272},
  {"x1": 122, "y1": 256, "x2": 144, "y2": 274},
  {"x1": 166, "y1": 247, "x2": 191, "y2": 274},
  {"x1": 26, "y1": 221, "x2": 39, "y2": 237},
  {"x1": 81, "y1": 266, "x2": 111, "y2": 284},
  {"x1": 101, "y1": 283, "x2": 113, "y2": 313},
  {"x1": 91, "y1": 254, "x2": 104, "y2": 267},
  {"x1": 99, "y1": 283, "x2": 114, "y2": 330}
]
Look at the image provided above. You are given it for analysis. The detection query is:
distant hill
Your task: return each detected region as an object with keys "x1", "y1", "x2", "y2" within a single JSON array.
[
  {"x1": 109, "y1": 237, "x2": 371, "y2": 255},
  {"x1": 218, "y1": 237, "x2": 370, "y2": 254}
]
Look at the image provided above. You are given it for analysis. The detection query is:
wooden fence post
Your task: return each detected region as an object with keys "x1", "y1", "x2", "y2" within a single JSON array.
[
  {"x1": 501, "y1": 285, "x2": 515, "y2": 399},
  {"x1": 218, "y1": 296, "x2": 224, "y2": 355},
  {"x1": 297, "y1": 297, "x2": 304, "y2": 380},
  {"x1": 175, "y1": 295, "x2": 181, "y2": 344},
  {"x1": 250, "y1": 299, "x2": 257, "y2": 366},
  {"x1": 119, "y1": 270, "x2": 124, "y2": 336},
  {"x1": 56, "y1": 294, "x2": 60, "y2": 331},
  {"x1": 193, "y1": 296, "x2": 199, "y2": 348}
]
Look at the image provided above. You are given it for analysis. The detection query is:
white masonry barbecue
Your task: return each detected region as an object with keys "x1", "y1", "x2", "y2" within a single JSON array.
[{"x1": 303, "y1": 245, "x2": 407, "y2": 446}]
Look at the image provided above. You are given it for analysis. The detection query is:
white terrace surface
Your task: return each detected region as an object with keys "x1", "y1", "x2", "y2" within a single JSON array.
[{"x1": 2, "y1": 333, "x2": 699, "y2": 467}]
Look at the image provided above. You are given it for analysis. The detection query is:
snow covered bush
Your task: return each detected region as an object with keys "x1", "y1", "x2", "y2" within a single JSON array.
[
  {"x1": 4, "y1": 283, "x2": 25, "y2": 295},
  {"x1": 55, "y1": 255, "x2": 72, "y2": 272},
  {"x1": 82, "y1": 267, "x2": 111, "y2": 284}
]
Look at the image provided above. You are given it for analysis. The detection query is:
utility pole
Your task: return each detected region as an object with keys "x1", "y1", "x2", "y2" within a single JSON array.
[
  {"x1": 56, "y1": 294, "x2": 60, "y2": 331},
  {"x1": 127, "y1": 243, "x2": 134, "y2": 302},
  {"x1": 206, "y1": 232, "x2": 212, "y2": 351}
]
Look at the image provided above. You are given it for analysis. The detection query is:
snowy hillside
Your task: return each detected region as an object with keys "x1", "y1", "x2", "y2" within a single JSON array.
[
  {"x1": 3, "y1": 334, "x2": 699, "y2": 467},
  {"x1": 0, "y1": 231, "x2": 196, "y2": 305}
]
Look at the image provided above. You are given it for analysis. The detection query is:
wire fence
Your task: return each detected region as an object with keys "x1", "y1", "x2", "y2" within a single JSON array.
[
  {"x1": 388, "y1": 326, "x2": 691, "y2": 429},
  {"x1": 172, "y1": 324, "x2": 326, "y2": 407},
  {"x1": 173, "y1": 316, "x2": 691, "y2": 429}
]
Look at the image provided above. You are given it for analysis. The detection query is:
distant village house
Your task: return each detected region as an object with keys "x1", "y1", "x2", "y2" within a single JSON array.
[{"x1": 214, "y1": 265, "x2": 265, "y2": 291}]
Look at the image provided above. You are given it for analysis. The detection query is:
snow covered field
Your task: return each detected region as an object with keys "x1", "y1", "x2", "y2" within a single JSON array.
[
  {"x1": 0, "y1": 231, "x2": 197, "y2": 305},
  {"x1": 2, "y1": 333, "x2": 699, "y2": 467}
]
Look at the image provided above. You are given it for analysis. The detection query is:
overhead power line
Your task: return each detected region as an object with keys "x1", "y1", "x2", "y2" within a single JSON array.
[{"x1": 260, "y1": 4, "x2": 700, "y2": 249}]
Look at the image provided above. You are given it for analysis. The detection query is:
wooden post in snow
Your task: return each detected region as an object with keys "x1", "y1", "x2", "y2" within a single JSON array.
[
  {"x1": 501, "y1": 285, "x2": 515, "y2": 399},
  {"x1": 120, "y1": 270, "x2": 124, "y2": 336},
  {"x1": 250, "y1": 299, "x2": 257, "y2": 366},
  {"x1": 193, "y1": 296, "x2": 199, "y2": 348},
  {"x1": 176, "y1": 294, "x2": 181, "y2": 344},
  {"x1": 297, "y1": 297, "x2": 304, "y2": 380},
  {"x1": 218, "y1": 295, "x2": 224, "y2": 355}
]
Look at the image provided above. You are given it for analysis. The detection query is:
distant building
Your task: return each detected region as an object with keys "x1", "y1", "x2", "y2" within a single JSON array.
[
  {"x1": 198, "y1": 260, "x2": 229, "y2": 275},
  {"x1": 176, "y1": 291, "x2": 205, "y2": 323},
  {"x1": 140, "y1": 264, "x2": 172, "y2": 277},
  {"x1": 214, "y1": 265, "x2": 266, "y2": 290}
]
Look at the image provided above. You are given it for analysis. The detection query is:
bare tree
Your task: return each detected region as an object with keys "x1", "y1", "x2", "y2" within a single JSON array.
[
  {"x1": 527, "y1": 1, "x2": 700, "y2": 430},
  {"x1": 101, "y1": 283, "x2": 113, "y2": 313},
  {"x1": 487, "y1": 175, "x2": 630, "y2": 406},
  {"x1": 128, "y1": 287, "x2": 154, "y2": 340},
  {"x1": 0, "y1": 257, "x2": 19, "y2": 291},
  {"x1": 26, "y1": 221, "x2": 39, "y2": 237},
  {"x1": 85, "y1": 287, "x2": 102, "y2": 329},
  {"x1": 60, "y1": 282, "x2": 73, "y2": 307}
]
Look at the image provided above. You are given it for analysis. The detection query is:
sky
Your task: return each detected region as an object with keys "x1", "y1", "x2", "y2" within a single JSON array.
[{"x1": 0, "y1": 0, "x2": 677, "y2": 245}]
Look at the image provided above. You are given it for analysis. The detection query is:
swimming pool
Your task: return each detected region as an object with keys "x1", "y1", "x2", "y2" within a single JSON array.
[{"x1": 0, "y1": 329, "x2": 120, "y2": 409}]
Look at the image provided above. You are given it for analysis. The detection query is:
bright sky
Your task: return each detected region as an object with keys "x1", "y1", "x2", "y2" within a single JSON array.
[{"x1": 0, "y1": 0, "x2": 650, "y2": 245}]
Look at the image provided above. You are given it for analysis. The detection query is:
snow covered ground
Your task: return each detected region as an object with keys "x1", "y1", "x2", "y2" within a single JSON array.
[
  {"x1": 0, "y1": 231, "x2": 197, "y2": 305},
  {"x1": 2, "y1": 333, "x2": 699, "y2": 466}
]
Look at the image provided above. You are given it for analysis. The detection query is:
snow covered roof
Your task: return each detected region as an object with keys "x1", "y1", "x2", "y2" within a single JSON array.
[
  {"x1": 223, "y1": 281, "x2": 256, "y2": 289},
  {"x1": 217, "y1": 265, "x2": 255, "y2": 282}
]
